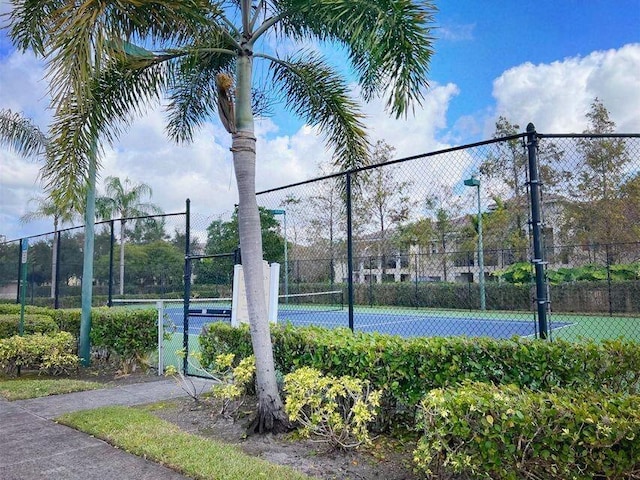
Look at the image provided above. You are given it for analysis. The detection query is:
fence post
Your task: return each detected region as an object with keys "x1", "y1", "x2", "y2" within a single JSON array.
[
  {"x1": 414, "y1": 253, "x2": 419, "y2": 307},
  {"x1": 54, "y1": 231, "x2": 61, "y2": 309},
  {"x1": 526, "y1": 123, "x2": 549, "y2": 339},
  {"x1": 605, "y1": 243, "x2": 613, "y2": 316},
  {"x1": 108, "y1": 220, "x2": 115, "y2": 307},
  {"x1": 16, "y1": 238, "x2": 23, "y2": 304},
  {"x1": 182, "y1": 199, "x2": 191, "y2": 374},
  {"x1": 346, "y1": 173, "x2": 355, "y2": 331}
]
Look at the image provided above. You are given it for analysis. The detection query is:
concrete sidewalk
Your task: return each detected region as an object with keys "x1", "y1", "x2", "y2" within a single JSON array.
[{"x1": 0, "y1": 378, "x2": 215, "y2": 480}]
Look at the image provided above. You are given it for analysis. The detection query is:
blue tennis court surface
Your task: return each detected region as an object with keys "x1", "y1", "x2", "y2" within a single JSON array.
[{"x1": 165, "y1": 306, "x2": 570, "y2": 339}]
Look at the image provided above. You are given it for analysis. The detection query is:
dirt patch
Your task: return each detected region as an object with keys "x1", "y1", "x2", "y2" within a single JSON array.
[{"x1": 148, "y1": 396, "x2": 422, "y2": 480}]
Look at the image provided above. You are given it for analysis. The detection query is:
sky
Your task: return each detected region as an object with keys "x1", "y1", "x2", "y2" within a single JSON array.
[{"x1": 1, "y1": 0, "x2": 639, "y2": 242}]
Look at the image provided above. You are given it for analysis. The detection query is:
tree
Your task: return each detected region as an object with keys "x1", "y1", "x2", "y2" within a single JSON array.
[
  {"x1": 8, "y1": 0, "x2": 436, "y2": 432},
  {"x1": 0, "y1": 240, "x2": 20, "y2": 287},
  {"x1": 358, "y1": 140, "x2": 414, "y2": 278},
  {"x1": 127, "y1": 217, "x2": 169, "y2": 245},
  {"x1": 198, "y1": 208, "x2": 284, "y2": 285},
  {"x1": 480, "y1": 117, "x2": 566, "y2": 263},
  {"x1": 21, "y1": 196, "x2": 78, "y2": 298},
  {"x1": 563, "y1": 99, "x2": 631, "y2": 261},
  {"x1": 424, "y1": 185, "x2": 462, "y2": 282},
  {"x1": 96, "y1": 176, "x2": 163, "y2": 296},
  {"x1": 620, "y1": 173, "x2": 640, "y2": 240},
  {"x1": 306, "y1": 173, "x2": 346, "y2": 286}
]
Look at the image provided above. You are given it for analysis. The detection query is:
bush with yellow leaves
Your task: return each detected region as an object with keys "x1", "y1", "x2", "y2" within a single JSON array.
[{"x1": 284, "y1": 366, "x2": 381, "y2": 450}]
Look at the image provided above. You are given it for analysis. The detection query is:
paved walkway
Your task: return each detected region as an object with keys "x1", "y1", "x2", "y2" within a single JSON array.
[{"x1": 0, "y1": 378, "x2": 216, "y2": 480}]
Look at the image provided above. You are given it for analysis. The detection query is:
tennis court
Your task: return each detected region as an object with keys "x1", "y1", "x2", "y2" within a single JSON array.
[
  {"x1": 115, "y1": 288, "x2": 639, "y2": 343},
  {"x1": 163, "y1": 300, "x2": 572, "y2": 340}
]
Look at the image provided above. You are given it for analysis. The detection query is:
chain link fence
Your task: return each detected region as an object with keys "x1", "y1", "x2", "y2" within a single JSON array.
[
  {"x1": 0, "y1": 211, "x2": 188, "y2": 308},
  {"x1": 2, "y1": 131, "x2": 639, "y2": 342},
  {"x1": 256, "y1": 130, "x2": 640, "y2": 341}
]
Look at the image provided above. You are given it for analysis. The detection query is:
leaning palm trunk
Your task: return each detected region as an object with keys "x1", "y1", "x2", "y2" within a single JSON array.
[
  {"x1": 233, "y1": 54, "x2": 288, "y2": 432},
  {"x1": 233, "y1": 131, "x2": 288, "y2": 431}
]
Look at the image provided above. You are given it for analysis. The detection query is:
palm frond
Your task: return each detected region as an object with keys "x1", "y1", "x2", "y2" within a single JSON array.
[
  {"x1": 0, "y1": 109, "x2": 48, "y2": 159},
  {"x1": 274, "y1": 0, "x2": 436, "y2": 117},
  {"x1": 43, "y1": 53, "x2": 170, "y2": 210},
  {"x1": 267, "y1": 53, "x2": 369, "y2": 171},
  {"x1": 6, "y1": 0, "x2": 63, "y2": 55},
  {"x1": 7, "y1": 0, "x2": 216, "y2": 109}
]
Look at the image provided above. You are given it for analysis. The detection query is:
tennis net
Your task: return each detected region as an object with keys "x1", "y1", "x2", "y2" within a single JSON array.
[{"x1": 277, "y1": 290, "x2": 344, "y2": 314}]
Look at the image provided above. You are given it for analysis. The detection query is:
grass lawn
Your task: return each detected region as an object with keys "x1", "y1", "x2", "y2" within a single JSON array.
[
  {"x1": 0, "y1": 377, "x2": 103, "y2": 400},
  {"x1": 58, "y1": 406, "x2": 312, "y2": 480}
]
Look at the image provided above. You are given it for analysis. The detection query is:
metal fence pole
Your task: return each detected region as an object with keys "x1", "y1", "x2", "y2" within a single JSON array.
[
  {"x1": 54, "y1": 231, "x2": 61, "y2": 309},
  {"x1": 346, "y1": 173, "x2": 355, "y2": 331},
  {"x1": 414, "y1": 253, "x2": 419, "y2": 307},
  {"x1": 605, "y1": 243, "x2": 613, "y2": 316},
  {"x1": 526, "y1": 123, "x2": 549, "y2": 339},
  {"x1": 182, "y1": 198, "x2": 191, "y2": 374},
  {"x1": 108, "y1": 220, "x2": 115, "y2": 307},
  {"x1": 15, "y1": 239, "x2": 22, "y2": 304}
]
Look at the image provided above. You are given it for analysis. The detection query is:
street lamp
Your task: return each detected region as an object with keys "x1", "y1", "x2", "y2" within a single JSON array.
[
  {"x1": 463, "y1": 176, "x2": 486, "y2": 310},
  {"x1": 269, "y1": 209, "x2": 288, "y2": 302}
]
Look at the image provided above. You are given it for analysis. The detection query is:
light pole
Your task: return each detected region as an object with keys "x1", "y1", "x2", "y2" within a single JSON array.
[
  {"x1": 463, "y1": 176, "x2": 486, "y2": 310},
  {"x1": 269, "y1": 209, "x2": 288, "y2": 302}
]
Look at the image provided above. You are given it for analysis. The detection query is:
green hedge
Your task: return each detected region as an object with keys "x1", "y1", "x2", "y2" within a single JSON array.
[
  {"x1": 0, "y1": 332, "x2": 79, "y2": 376},
  {"x1": 0, "y1": 314, "x2": 59, "y2": 338},
  {"x1": 89, "y1": 307, "x2": 157, "y2": 363},
  {"x1": 0, "y1": 305, "x2": 156, "y2": 365},
  {"x1": 200, "y1": 323, "x2": 640, "y2": 409},
  {"x1": 0, "y1": 304, "x2": 52, "y2": 315},
  {"x1": 414, "y1": 382, "x2": 640, "y2": 479}
]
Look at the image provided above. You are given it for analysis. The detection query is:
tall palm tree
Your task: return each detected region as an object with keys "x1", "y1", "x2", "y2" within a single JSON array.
[
  {"x1": 0, "y1": 109, "x2": 80, "y2": 299},
  {"x1": 7, "y1": 2, "x2": 205, "y2": 366},
  {"x1": 7, "y1": 0, "x2": 436, "y2": 431},
  {"x1": 96, "y1": 176, "x2": 163, "y2": 296}
]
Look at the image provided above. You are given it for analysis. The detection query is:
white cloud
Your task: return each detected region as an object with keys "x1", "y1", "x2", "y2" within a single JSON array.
[
  {"x1": 492, "y1": 44, "x2": 640, "y2": 134},
  {"x1": 361, "y1": 82, "x2": 460, "y2": 157},
  {"x1": 438, "y1": 23, "x2": 476, "y2": 42},
  {"x1": 0, "y1": 50, "x2": 50, "y2": 123}
]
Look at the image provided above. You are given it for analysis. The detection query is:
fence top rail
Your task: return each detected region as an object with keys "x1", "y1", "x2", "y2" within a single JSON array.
[
  {"x1": 4, "y1": 210, "x2": 187, "y2": 244},
  {"x1": 256, "y1": 133, "x2": 528, "y2": 196},
  {"x1": 537, "y1": 132, "x2": 640, "y2": 139},
  {"x1": 257, "y1": 131, "x2": 640, "y2": 197}
]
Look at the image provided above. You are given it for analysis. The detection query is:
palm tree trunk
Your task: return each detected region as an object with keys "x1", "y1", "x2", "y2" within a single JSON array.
[
  {"x1": 79, "y1": 139, "x2": 98, "y2": 366},
  {"x1": 233, "y1": 54, "x2": 288, "y2": 433},
  {"x1": 119, "y1": 220, "x2": 125, "y2": 296}
]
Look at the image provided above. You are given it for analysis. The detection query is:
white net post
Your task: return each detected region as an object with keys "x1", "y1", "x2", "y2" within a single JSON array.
[
  {"x1": 269, "y1": 263, "x2": 280, "y2": 323},
  {"x1": 231, "y1": 261, "x2": 278, "y2": 327}
]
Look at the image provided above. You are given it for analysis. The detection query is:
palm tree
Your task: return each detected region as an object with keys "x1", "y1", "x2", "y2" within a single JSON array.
[
  {"x1": 21, "y1": 196, "x2": 78, "y2": 298},
  {"x1": 7, "y1": 0, "x2": 436, "y2": 431},
  {"x1": 0, "y1": 109, "x2": 80, "y2": 300},
  {"x1": 96, "y1": 176, "x2": 163, "y2": 296}
]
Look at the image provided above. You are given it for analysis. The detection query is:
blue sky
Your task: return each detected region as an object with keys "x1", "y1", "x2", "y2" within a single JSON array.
[
  {"x1": 432, "y1": 0, "x2": 640, "y2": 130},
  {"x1": 1, "y1": 0, "x2": 639, "y2": 241}
]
